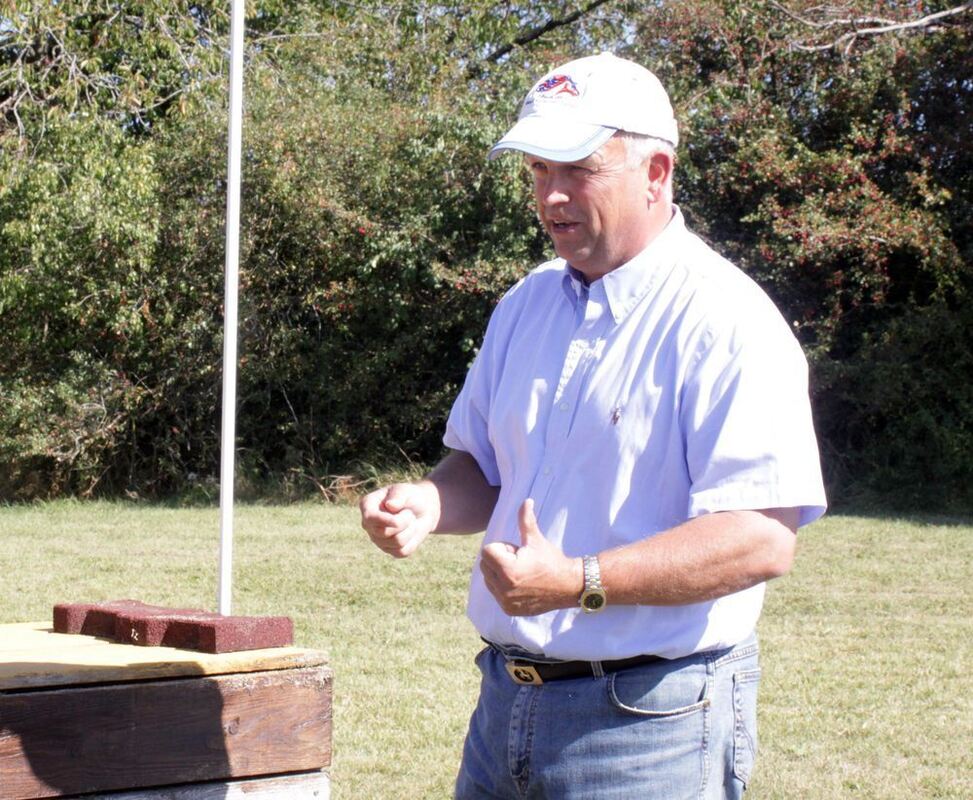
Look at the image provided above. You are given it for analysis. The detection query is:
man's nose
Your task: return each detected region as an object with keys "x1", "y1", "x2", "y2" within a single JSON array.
[{"x1": 540, "y1": 175, "x2": 569, "y2": 207}]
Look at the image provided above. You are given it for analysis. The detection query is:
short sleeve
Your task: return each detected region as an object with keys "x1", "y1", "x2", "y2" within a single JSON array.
[
  {"x1": 681, "y1": 318, "x2": 827, "y2": 527},
  {"x1": 444, "y1": 336, "x2": 502, "y2": 487}
]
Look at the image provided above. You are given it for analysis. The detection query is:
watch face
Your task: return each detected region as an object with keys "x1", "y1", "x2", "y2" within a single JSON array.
[{"x1": 582, "y1": 591, "x2": 606, "y2": 612}]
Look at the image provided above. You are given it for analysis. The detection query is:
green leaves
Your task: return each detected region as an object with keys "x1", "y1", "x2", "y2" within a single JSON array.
[
  {"x1": 635, "y1": 0, "x2": 973, "y2": 508},
  {"x1": 1, "y1": 1, "x2": 971, "y2": 506},
  {"x1": 1, "y1": 2, "x2": 228, "y2": 136}
]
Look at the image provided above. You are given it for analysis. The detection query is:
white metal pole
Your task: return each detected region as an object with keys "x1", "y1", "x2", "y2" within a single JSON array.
[{"x1": 218, "y1": 0, "x2": 246, "y2": 616}]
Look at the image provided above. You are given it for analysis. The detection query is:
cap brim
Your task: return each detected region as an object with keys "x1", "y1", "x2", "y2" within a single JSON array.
[{"x1": 488, "y1": 116, "x2": 617, "y2": 162}]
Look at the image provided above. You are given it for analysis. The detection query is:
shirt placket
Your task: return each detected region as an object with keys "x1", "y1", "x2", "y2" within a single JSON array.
[{"x1": 529, "y1": 281, "x2": 610, "y2": 506}]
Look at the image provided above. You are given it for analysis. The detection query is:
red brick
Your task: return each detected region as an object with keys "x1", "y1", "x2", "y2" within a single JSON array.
[
  {"x1": 53, "y1": 600, "x2": 293, "y2": 653},
  {"x1": 114, "y1": 605, "x2": 217, "y2": 647},
  {"x1": 53, "y1": 600, "x2": 155, "y2": 637},
  {"x1": 164, "y1": 615, "x2": 294, "y2": 653}
]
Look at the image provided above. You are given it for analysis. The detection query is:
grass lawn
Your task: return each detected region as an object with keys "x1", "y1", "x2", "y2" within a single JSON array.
[{"x1": 0, "y1": 502, "x2": 970, "y2": 798}]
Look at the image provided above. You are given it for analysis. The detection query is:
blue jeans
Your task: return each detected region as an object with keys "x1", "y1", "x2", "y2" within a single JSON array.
[{"x1": 455, "y1": 637, "x2": 760, "y2": 799}]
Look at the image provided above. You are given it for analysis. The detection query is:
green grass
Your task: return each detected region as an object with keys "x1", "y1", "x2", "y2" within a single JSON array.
[{"x1": 0, "y1": 503, "x2": 970, "y2": 798}]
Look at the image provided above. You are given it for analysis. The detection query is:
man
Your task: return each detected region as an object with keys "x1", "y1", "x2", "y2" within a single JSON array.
[{"x1": 360, "y1": 53, "x2": 826, "y2": 799}]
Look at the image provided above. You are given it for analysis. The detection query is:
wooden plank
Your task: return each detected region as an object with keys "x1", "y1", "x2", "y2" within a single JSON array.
[
  {"x1": 0, "y1": 666, "x2": 332, "y2": 800},
  {"x1": 0, "y1": 623, "x2": 328, "y2": 691},
  {"x1": 63, "y1": 771, "x2": 330, "y2": 799},
  {"x1": 0, "y1": 623, "x2": 107, "y2": 653}
]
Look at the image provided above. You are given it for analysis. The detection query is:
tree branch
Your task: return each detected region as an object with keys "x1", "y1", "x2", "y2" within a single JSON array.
[
  {"x1": 482, "y1": 0, "x2": 615, "y2": 64},
  {"x1": 769, "y1": 2, "x2": 898, "y2": 30},
  {"x1": 772, "y1": 1, "x2": 973, "y2": 54}
]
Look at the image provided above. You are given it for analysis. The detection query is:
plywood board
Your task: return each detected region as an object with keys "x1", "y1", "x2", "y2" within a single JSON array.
[{"x1": 0, "y1": 623, "x2": 328, "y2": 691}]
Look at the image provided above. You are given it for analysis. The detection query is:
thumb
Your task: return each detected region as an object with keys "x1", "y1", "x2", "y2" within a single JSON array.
[
  {"x1": 483, "y1": 541, "x2": 518, "y2": 561},
  {"x1": 382, "y1": 484, "x2": 413, "y2": 514},
  {"x1": 518, "y1": 498, "x2": 543, "y2": 547}
]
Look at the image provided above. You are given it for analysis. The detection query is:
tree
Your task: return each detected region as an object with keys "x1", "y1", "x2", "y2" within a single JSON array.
[
  {"x1": 627, "y1": 0, "x2": 973, "y2": 508},
  {"x1": 0, "y1": 1, "x2": 970, "y2": 509}
]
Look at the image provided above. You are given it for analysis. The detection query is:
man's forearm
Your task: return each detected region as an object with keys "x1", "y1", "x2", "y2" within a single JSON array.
[
  {"x1": 598, "y1": 508, "x2": 799, "y2": 606},
  {"x1": 424, "y1": 450, "x2": 499, "y2": 534}
]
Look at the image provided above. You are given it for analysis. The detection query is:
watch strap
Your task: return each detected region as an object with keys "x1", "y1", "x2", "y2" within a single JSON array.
[
  {"x1": 580, "y1": 555, "x2": 607, "y2": 613},
  {"x1": 583, "y1": 555, "x2": 603, "y2": 592}
]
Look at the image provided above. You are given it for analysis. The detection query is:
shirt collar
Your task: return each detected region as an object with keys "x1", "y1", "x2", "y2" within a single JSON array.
[{"x1": 562, "y1": 206, "x2": 685, "y2": 324}]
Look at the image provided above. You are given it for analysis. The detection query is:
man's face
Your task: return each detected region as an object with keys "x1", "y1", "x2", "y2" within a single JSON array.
[{"x1": 526, "y1": 137, "x2": 653, "y2": 280}]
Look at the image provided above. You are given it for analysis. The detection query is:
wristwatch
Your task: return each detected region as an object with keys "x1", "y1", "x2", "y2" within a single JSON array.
[{"x1": 579, "y1": 555, "x2": 607, "y2": 613}]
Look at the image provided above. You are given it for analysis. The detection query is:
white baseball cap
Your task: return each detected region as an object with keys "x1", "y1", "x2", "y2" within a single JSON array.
[{"x1": 488, "y1": 53, "x2": 678, "y2": 162}]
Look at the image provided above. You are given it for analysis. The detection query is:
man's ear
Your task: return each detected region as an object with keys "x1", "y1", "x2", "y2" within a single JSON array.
[{"x1": 647, "y1": 151, "x2": 673, "y2": 203}]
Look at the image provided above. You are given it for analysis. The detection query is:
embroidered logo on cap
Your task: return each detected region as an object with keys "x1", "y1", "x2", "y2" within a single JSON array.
[{"x1": 535, "y1": 74, "x2": 580, "y2": 97}]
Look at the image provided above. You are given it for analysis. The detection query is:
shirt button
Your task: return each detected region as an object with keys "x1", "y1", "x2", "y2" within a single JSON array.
[
  {"x1": 559, "y1": 402, "x2": 569, "y2": 412},
  {"x1": 542, "y1": 466, "x2": 552, "y2": 475}
]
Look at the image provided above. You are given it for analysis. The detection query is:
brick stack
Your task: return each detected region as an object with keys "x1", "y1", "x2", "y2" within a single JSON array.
[{"x1": 53, "y1": 599, "x2": 293, "y2": 653}]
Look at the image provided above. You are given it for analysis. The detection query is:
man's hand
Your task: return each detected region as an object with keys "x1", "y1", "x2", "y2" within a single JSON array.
[
  {"x1": 480, "y1": 499, "x2": 583, "y2": 616},
  {"x1": 360, "y1": 481, "x2": 440, "y2": 559}
]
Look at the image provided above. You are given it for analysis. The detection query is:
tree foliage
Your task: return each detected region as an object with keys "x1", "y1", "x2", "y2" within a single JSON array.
[{"x1": 1, "y1": 1, "x2": 971, "y2": 509}]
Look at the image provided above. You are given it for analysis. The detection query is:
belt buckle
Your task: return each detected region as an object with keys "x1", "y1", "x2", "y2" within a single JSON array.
[{"x1": 505, "y1": 661, "x2": 543, "y2": 685}]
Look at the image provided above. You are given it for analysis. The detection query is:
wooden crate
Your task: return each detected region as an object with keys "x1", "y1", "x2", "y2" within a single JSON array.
[
  {"x1": 30, "y1": 772, "x2": 331, "y2": 799},
  {"x1": 0, "y1": 623, "x2": 332, "y2": 800}
]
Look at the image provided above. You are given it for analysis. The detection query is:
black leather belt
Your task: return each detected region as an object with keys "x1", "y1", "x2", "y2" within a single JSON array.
[{"x1": 501, "y1": 652, "x2": 664, "y2": 685}]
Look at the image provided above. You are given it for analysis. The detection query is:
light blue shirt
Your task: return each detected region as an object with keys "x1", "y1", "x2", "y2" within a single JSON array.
[{"x1": 444, "y1": 209, "x2": 826, "y2": 660}]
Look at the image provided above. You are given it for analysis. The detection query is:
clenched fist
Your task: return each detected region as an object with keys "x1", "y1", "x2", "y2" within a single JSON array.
[{"x1": 360, "y1": 481, "x2": 440, "y2": 559}]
